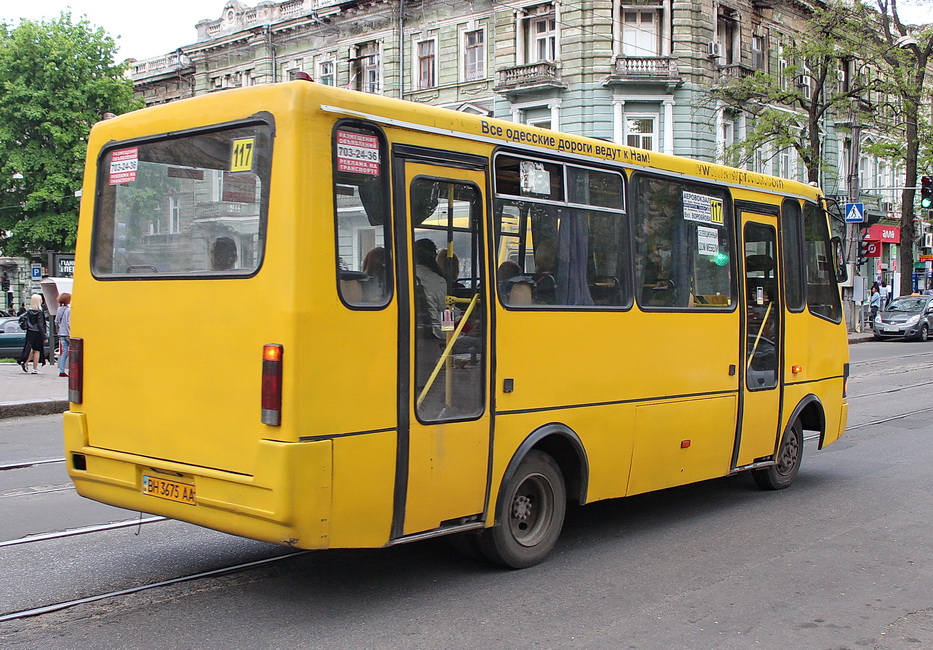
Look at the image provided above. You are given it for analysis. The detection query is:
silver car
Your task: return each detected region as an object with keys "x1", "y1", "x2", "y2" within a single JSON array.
[{"x1": 873, "y1": 296, "x2": 933, "y2": 342}]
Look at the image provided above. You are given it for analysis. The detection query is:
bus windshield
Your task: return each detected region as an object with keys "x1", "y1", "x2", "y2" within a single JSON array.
[{"x1": 92, "y1": 122, "x2": 272, "y2": 278}]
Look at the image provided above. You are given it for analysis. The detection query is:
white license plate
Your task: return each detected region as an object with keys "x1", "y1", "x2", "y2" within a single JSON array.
[
  {"x1": 883, "y1": 328, "x2": 900, "y2": 333},
  {"x1": 142, "y1": 475, "x2": 196, "y2": 505}
]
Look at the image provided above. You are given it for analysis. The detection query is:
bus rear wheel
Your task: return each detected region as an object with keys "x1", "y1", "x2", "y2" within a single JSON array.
[
  {"x1": 480, "y1": 450, "x2": 566, "y2": 569},
  {"x1": 752, "y1": 420, "x2": 803, "y2": 490}
]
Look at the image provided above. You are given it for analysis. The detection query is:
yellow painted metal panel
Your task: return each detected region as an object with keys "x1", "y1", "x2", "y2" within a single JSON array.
[
  {"x1": 628, "y1": 396, "x2": 737, "y2": 496},
  {"x1": 330, "y1": 432, "x2": 396, "y2": 547}
]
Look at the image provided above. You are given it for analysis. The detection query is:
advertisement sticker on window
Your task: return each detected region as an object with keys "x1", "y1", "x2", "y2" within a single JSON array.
[
  {"x1": 697, "y1": 226, "x2": 719, "y2": 256},
  {"x1": 109, "y1": 147, "x2": 138, "y2": 185},
  {"x1": 683, "y1": 191, "x2": 724, "y2": 226},
  {"x1": 336, "y1": 130, "x2": 380, "y2": 175}
]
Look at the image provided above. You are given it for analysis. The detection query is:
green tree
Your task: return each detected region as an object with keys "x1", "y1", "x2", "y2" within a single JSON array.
[
  {"x1": 711, "y1": 2, "x2": 879, "y2": 184},
  {"x1": 850, "y1": 0, "x2": 933, "y2": 296},
  {"x1": 0, "y1": 12, "x2": 142, "y2": 256}
]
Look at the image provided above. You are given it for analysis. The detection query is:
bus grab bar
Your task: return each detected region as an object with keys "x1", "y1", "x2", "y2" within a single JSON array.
[
  {"x1": 746, "y1": 301, "x2": 773, "y2": 370},
  {"x1": 416, "y1": 292, "x2": 480, "y2": 409}
]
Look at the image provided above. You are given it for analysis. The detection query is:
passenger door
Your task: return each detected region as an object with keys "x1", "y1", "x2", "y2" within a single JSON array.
[
  {"x1": 736, "y1": 213, "x2": 783, "y2": 467},
  {"x1": 392, "y1": 153, "x2": 491, "y2": 538}
]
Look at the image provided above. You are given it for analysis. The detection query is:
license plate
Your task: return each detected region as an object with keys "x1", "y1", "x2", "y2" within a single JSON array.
[
  {"x1": 142, "y1": 475, "x2": 196, "y2": 505},
  {"x1": 883, "y1": 328, "x2": 900, "y2": 333}
]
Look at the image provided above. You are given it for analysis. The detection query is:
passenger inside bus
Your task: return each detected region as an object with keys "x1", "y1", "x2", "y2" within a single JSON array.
[
  {"x1": 361, "y1": 246, "x2": 387, "y2": 302},
  {"x1": 498, "y1": 260, "x2": 534, "y2": 305},
  {"x1": 209, "y1": 236, "x2": 237, "y2": 271},
  {"x1": 532, "y1": 239, "x2": 558, "y2": 304},
  {"x1": 414, "y1": 238, "x2": 447, "y2": 339},
  {"x1": 436, "y1": 248, "x2": 466, "y2": 294}
]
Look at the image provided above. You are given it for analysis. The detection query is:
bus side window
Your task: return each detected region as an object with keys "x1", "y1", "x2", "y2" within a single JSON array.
[
  {"x1": 493, "y1": 156, "x2": 629, "y2": 309},
  {"x1": 631, "y1": 173, "x2": 733, "y2": 310},
  {"x1": 333, "y1": 123, "x2": 391, "y2": 308}
]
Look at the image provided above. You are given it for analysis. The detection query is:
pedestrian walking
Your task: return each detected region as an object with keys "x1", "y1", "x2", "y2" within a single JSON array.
[
  {"x1": 869, "y1": 283, "x2": 882, "y2": 325},
  {"x1": 18, "y1": 294, "x2": 47, "y2": 374},
  {"x1": 880, "y1": 280, "x2": 890, "y2": 308},
  {"x1": 55, "y1": 292, "x2": 71, "y2": 377}
]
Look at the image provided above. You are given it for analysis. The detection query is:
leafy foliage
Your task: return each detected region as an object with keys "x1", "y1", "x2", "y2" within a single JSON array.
[
  {"x1": 0, "y1": 12, "x2": 142, "y2": 256},
  {"x1": 711, "y1": 2, "x2": 881, "y2": 183}
]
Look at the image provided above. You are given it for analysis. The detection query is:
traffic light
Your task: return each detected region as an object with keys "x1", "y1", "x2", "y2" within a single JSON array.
[
  {"x1": 922, "y1": 175, "x2": 933, "y2": 209},
  {"x1": 858, "y1": 239, "x2": 871, "y2": 265}
]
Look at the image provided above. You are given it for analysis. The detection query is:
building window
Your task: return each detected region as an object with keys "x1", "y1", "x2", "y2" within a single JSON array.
[
  {"x1": 798, "y1": 64, "x2": 812, "y2": 99},
  {"x1": 622, "y1": 9, "x2": 660, "y2": 57},
  {"x1": 778, "y1": 45, "x2": 788, "y2": 90},
  {"x1": 284, "y1": 59, "x2": 304, "y2": 81},
  {"x1": 170, "y1": 197, "x2": 181, "y2": 234},
  {"x1": 416, "y1": 39, "x2": 437, "y2": 89},
  {"x1": 779, "y1": 148, "x2": 793, "y2": 179},
  {"x1": 626, "y1": 116, "x2": 657, "y2": 150},
  {"x1": 532, "y1": 15, "x2": 556, "y2": 61},
  {"x1": 513, "y1": 102, "x2": 558, "y2": 130},
  {"x1": 719, "y1": 118, "x2": 735, "y2": 162},
  {"x1": 717, "y1": 8, "x2": 738, "y2": 65},
  {"x1": 319, "y1": 60, "x2": 335, "y2": 86},
  {"x1": 149, "y1": 211, "x2": 162, "y2": 235},
  {"x1": 354, "y1": 41, "x2": 381, "y2": 94},
  {"x1": 751, "y1": 34, "x2": 766, "y2": 71},
  {"x1": 463, "y1": 28, "x2": 485, "y2": 81}
]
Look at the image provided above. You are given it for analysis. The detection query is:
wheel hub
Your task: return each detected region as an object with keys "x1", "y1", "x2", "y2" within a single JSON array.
[{"x1": 512, "y1": 494, "x2": 533, "y2": 521}]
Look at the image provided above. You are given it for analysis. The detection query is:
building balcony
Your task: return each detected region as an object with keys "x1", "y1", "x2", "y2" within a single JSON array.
[
  {"x1": 129, "y1": 52, "x2": 194, "y2": 83},
  {"x1": 603, "y1": 56, "x2": 683, "y2": 91},
  {"x1": 716, "y1": 63, "x2": 757, "y2": 86},
  {"x1": 494, "y1": 62, "x2": 566, "y2": 96}
]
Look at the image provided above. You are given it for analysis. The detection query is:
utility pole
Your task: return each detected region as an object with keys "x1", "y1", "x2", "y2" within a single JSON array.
[{"x1": 845, "y1": 122, "x2": 862, "y2": 332}]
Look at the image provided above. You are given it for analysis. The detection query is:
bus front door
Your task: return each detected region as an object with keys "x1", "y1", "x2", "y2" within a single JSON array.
[
  {"x1": 393, "y1": 157, "x2": 491, "y2": 538},
  {"x1": 737, "y1": 214, "x2": 783, "y2": 467}
]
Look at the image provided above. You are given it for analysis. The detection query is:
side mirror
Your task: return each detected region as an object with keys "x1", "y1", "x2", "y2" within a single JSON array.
[{"x1": 831, "y1": 236, "x2": 848, "y2": 283}]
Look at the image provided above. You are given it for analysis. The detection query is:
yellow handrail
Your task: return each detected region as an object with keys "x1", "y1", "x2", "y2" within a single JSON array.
[
  {"x1": 746, "y1": 301, "x2": 773, "y2": 370},
  {"x1": 417, "y1": 292, "x2": 480, "y2": 408}
]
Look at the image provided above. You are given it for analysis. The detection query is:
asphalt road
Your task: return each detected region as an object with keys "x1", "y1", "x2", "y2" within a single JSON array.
[{"x1": 1, "y1": 342, "x2": 932, "y2": 649}]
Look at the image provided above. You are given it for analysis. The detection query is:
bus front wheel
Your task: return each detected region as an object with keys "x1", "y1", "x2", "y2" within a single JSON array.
[
  {"x1": 752, "y1": 420, "x2": 803, "y2": 490},
  {"x1": 480, "y1": 450, "x2": 566, "y2": 569}
]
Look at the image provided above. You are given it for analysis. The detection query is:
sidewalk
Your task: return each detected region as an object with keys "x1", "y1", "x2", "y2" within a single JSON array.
[
  {"x1": 0, "y1": 361, "x2": 69, "y2": 419},
  {"x1": 0, "y1": 332, "x2": 877, "y2": 419}
]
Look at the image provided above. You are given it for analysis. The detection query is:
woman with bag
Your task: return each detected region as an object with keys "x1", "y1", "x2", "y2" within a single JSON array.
[{"x1": 18, "y1": 294, "x2": 47, "y2": 374}]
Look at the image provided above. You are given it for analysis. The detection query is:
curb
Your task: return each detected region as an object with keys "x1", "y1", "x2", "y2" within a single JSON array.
[{"x1": 0, "y1": 399, "x2": 69, "y2": 419}]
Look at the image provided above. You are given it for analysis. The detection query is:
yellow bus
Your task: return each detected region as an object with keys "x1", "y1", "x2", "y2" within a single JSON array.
[{"x1": 65, "y1": 80, "x2": 849, "y2": 568}]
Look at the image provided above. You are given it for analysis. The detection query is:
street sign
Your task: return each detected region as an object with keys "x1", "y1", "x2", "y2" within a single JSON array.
[
  {"x1": 844, "y1": 202, "x2": 865, "y2": 223},
  {"x1": 30, "y1": 264, "x2": 41, "y2": 279}
]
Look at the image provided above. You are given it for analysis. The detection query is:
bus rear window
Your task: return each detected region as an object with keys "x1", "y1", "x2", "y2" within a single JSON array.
[{"x1": 92, "y1": 122, "x2": 272, "y2": 278}]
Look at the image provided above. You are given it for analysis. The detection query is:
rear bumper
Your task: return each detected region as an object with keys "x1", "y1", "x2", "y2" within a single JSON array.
[{"x1": 63, "y1": 411, "x2": 333, "y2": 548}]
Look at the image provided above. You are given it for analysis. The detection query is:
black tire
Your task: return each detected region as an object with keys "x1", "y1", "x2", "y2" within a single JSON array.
[
  {"x1": 479, "y1": 450, "x2": 566, "y2": 569},
  {"x1": 752, "y1": 420, "x2": 803, "y2": 490},
  {"x1": 916, "y1": 325, "x2": 929, "y2": 342}
]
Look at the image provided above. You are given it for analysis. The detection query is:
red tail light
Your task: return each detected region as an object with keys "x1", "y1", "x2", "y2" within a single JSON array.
[
  {"x1": 261, "y1": 344, "x2": 283, "y2": 425},
  {"x1": 68, "y1": 337, "x2": 84, "y2": 403}
]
